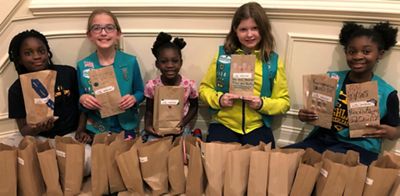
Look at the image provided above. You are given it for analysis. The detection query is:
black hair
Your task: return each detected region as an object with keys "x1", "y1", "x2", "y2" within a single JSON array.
[
  {"x1": 151, "y1": 32, "x2": 186, "y2": 60},
  {"x1": 8, "y1": 29, "x2": 54, "y2": 74},
  {"x1": 339, "y1": 21, "x2": 398, "y2": 51}
]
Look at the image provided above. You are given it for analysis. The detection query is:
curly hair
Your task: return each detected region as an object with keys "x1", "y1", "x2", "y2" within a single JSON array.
[
  {"x1": 8, "y1": 29, "x2": 54, "y2": 74},
  {"x1": 339, "y1": 21, "x2": 398, "y2": 51},
  {"x1": 151, "y1": 32, "x2": 186, "y2": 60}
]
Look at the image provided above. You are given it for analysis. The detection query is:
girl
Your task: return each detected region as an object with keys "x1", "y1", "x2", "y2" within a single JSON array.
[
  {"x1": 143, "y1": 32, "x2": 199, "y2": 140},
  {"x1": 199, "y1": 2, "x2": 290, "y2": 146},
  {"x1": 8, "y1": 29, "x2": 86, "y2": 142},
  {"x1": 77, "y1": 9, "x2": 144, "y2": 139},
  {"x1": 289, "y1": 22, "x2": 400, "y2": 165}
]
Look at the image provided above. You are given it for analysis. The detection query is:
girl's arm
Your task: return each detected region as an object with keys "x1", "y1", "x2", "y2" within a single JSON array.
[
  {"x1": 144, "y1": 97, "x2": 157, "y2": 134},
  {"x1": 179, "y1": 97, "x2": 199, "y2": 128},
  {"x1": 131, "y1": 58, "x2": 145, "y2": 105},
  {"x1": 75, "y1": 112, "x2": 92, "y2": 143},
  {"x1": 16, "y1": 117, "x2": 55, "y2": 136},
  {"x1": 199, "y1": 54, "x2": 224, "y2": 109}
]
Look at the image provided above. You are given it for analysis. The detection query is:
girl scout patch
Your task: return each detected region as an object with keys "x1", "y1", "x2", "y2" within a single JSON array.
[
  {"x1": 218, "y1": 54, "x2": 231, "y2": 64},
  {"x1": 84, "y1": 61, "x2": 94, "y2": 68},
  {"x1": 83, "y1": 69, "x2": 91, "y2": 78}
]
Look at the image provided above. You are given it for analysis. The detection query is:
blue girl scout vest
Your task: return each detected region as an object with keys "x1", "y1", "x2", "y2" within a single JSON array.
[{"x1": 214, "y1": 45, "x2": 278, "y2": 128}]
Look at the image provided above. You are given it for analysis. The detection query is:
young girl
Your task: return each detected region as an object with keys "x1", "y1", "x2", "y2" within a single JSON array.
[
  {"x1": 8, "y1": 29, "x2": 86, "y2": 142},
  {"x1": 199, "y1": 2, "x2": 290, "y2": 146},
  {"x1": 143, "y1": 32, "x2": 199, "y2": 140},
  {"x1": 289, "y1": 22, "x2": 400, "y2": 165},
  {"x1": 77, "y1": 9, "x2": 144, "y2": 139}
]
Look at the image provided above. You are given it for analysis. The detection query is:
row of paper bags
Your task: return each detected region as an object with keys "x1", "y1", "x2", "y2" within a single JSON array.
[{"x1": 1, "y1": 132, "x2": 400, "y2": 196}]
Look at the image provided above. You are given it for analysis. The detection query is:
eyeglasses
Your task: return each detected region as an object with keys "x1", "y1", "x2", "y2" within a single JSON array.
[{"x1": 90, "y1": 24, "x2": 117, "y2": 34}]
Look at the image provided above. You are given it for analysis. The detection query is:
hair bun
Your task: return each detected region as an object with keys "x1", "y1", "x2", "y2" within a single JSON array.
[
  {"x1": 152, "y1": 32, "x2": 172, "y2": 56},
  {"x1": 173, "y1": 37, "x2": 186, "y2": 49},
  {"x1": 373, "y1": 22, "x2": 398, "y2": 50}
]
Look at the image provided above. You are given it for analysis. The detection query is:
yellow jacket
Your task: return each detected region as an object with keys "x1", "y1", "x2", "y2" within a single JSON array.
[{"x1": 199, "y1": 49, "x2": 290, "y2": 134}]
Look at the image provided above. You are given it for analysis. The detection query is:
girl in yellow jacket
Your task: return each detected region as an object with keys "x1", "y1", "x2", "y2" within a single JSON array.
[{"x1": 199, "y1": 2, "x2": 290, "y2": 147}]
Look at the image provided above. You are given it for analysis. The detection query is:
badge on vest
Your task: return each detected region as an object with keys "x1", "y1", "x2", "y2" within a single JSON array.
[{"x1": 218, "y1": 54, "x2": 231, "y2": 64}]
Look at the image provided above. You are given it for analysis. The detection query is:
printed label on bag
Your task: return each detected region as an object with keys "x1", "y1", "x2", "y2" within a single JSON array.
[
  {"x1": 349, "y1": 100, "x2": 376, "y2": 108},
  {"x1": 232, "y1": 73, "x2": 252, "y2": 79},
  {"x1": 160, "y1": 99, "x2": 180, "y2": 105},
  {"x1": 139, "y1": 156, "x2": 148, "y2": 163},
  {"x1": 34, "y1": 96, "x2": 50, "y2": 104},
  {"x1": 320, "y1": 168, "x2": 328, "y2": 178},
  {"x1": 56, "y1": 150, "x2": 66, "y2": 158},
  {"x1": 312, "y1": 92, "x2": 332, "y2": 102},
  {"x1": 366, "y1": 177, "x2": 374, "y2": 185},
  {"x1": 17, "y1": 157, "x2": 24, "y2": 165},
  {"x1": 94, "y1": 86, "x2": 115, "y2": 95}
]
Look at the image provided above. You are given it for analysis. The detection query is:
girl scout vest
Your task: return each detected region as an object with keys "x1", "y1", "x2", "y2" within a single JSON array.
[
  {"x1": 313, "y1": 70, "x2": 395, "y2": 153},
  {"x1": 214, "y1": 45, "x2": 278, "y2": 128}
]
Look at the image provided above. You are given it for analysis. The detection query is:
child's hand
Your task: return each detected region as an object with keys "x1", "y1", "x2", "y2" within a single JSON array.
[
  {"x1": 298, "y1": 108, "x2": 318, "y2": 122},
  {"x1": 119, "y1": 95, "x2": 136, "y2": 110},
  {"x1": 242, "y1": 95, "x2": 263, "y2": 110},
  {"x1": 80, "y1": 94, "x2": 101, "y2": 110},
  {"x1": 175, "y1": 123, "x2": 184, "y2": 134},
  {"x1": 220, "y1": 93, "x2": 240, "y2": 107},
  {"x1": 75, "y1": 129, "x2": 92, "y2": 144},
  {"x1": 145, "y1": 125, "x2": 163, "y2": 137},
  {"x1": 31, "y1": 116, "x2": 57, "y2": 132},
  {"x1": 362, "y1": 124, "x2": 400, "y2": 140}
]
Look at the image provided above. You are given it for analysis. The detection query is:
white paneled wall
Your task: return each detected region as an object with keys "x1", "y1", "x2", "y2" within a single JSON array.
[{"x1": 0, "y1": 0, "x2": 399, "y2": 152}]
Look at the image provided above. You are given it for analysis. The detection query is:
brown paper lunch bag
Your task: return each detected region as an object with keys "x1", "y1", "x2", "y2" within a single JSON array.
[
  {"x1": 0, "y1": 143, "x2": 17, "y2": 196},
  {"x1": 137, "y1": 136, "x2": 173, "y2": 195},
  {"x1": 229, "y1": 54, "x2": 256, "y2": 96},
  {"x1": 185, "y1": 138, "x2": 206, "y2": 196},
  {"x1": 17, "y1": 136, "x2": 45, "y2": 196},
  {"x1": 37, "y1": 140, "x2": 63, "y2": 196},
  {"x1": 224, "y1": 145, "x2": 259, "y2": 196},
  {"x1": 20, "y1": 70, "x2": 56, "y2": 124},
  {"x1": 116, "y1": 137, "x2": 145, "y2": 195},
  {"x1": 247, "y1": 142, "x2": 272, "y2": 196},
  {"x1": 384, "y1": 151, "x2": 400, "y2": 196},
  {"x1": 91, "y1": 132, "x2": 118, "y2": 195},
  {"x1": 201, "y1": 141, "x2": 241, "y2": 196},
  {"x1": 290, "y1": 148, "x2": 322, "y2": 196},
  {"x1": 106, "y1": 132, "x2": 134, "y2": 193},
  {"x1": 268, "y1": 148, "x2": 304, "y2": 196},
  {"x1": 342, "y1": 150, "x2": 367, "y2": 196},
  {"x1": 363, "y1": 154, "x2": 400, "y2": 196},
  {"x1": 55, "y1": 136, "x2": 84, "y2": 196},
  {"x1": 168, "y1": 137, "x2": 186, "y2": 195},
  {"x1": 315, "y1": 150, "x2": 349, "y2": 196}
]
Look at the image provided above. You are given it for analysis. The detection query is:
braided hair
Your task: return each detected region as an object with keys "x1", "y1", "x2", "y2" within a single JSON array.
[
  {"x1": 8, "y1": 29, "x2": 54, "y2": 75},
  {"x1": 151, "y1": 32, "x2": 186, "y2": 60},
  {"x1": 339, "y1": 21, "x2": 398, "y2": 51}
]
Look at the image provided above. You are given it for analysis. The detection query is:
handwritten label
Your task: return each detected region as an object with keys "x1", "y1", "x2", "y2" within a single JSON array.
[
  {"x1": 320, "y1": 168, "x2": 328, "y2": 178},
  {"x1": 94, "y1": 86, "x2": 115, "y2": 95},
  {"x1": 139, "y1": 156, "x2": 148, "y2": 163},
  {"x1": 56, "y1": 150, "x2": 66, "y2": 158},
  {"x1": 17, "y1": 157, "x2": 24, "y2": 165},
  {"x1": 160, "y1": 99, "x2": 180, "y2": 105}
]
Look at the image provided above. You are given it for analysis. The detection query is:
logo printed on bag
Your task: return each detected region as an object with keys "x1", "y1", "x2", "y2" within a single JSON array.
[
  {"x1": 139, "y1": 156, "x2": 148, "y2": 163},
  {"x1": 320, "y1": 168, "x2": 328, "y2": 178},
  {"x1": 365, "y1": 177, "x2": 374, "y2": 185},
  {"x1": 160, "y1": 99, "x2": 180, "y2": 105},
  {"x1": 56, "y1": 150, "x2": 66, "y2": 158},
  {"x1": 94, "y1": 86, "x2": 115, "y2": 95},
  {"x1": 232, "y1": 73, "x2": 252, "y2": 79},
  {"x1": 17, "y1": 157, "x2": 24, "y2": 165}
]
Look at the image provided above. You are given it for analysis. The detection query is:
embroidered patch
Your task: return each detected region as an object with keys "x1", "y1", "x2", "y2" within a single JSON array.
[
  {"x1": 218, "y1": 54, "x2": 231, "y2": 64},
  {"x1": 84, "y1": 61, "x2": 94, "y2": 68},
  {"x1": 83, "y1": 69, "x2": 91, "y2": 78}
]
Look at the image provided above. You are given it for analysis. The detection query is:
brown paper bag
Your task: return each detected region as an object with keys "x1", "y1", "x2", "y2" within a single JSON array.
[
  {"x1": 185, "y1": 139, "x2": 206, "y2": 196},
  {"x1": 268, "y1": 148, "x2": 304, "y2": 196},
  {"x1": 168, "y1": 137, "x2": 186, "y2": 195},
  {"x1": 37, "y1": 140, "x2": 63, "y2": 196},
  {"x1": 343, "y1": 150, "x2": 367, "y2": 196},
  {"x1": 106, "y1": 132, "x2": 133, "y2": 193},
  {"x1": 363, "y1": 155, "x2": 400, "y2": 196},
  {"x1": 384, "y1": 151, "x2": 400, "y2": 196},
  {"x1": 116, "y1": 137, "x2": 145, "y2": 195},
  {"x1": 0, "y1": 143, "x2": 17, "y2": 196},
  {"x1": 315, "y1": 150, "x2": 349, "y2": 196},
  {"x1": 347, "y1": 81, "x2": 380, "y2": 138},
  {"x1": 153, "y1": 86, "x2": 184, "y2": 135},
  {"x1": 303, "y1": 74, "x2": 338, "y2": 129},
  {"x1": 224, "y1": 145, "x2": 259, "y2": 196},
  {"x1": 290, "y1": 148, "x2": 322, "y2": 196},
  {"x1": 201, "y1": 141, "x2": 241, "y2": 196},
  {"x1": 247, "y1": 142, "x2": 271, "y2": 196},
  {"x1": 91, "y1": 132, "x2": 116, "y2": 195},
  {"x1": 20, "y1": 70, "x2": 57, "y2": 124},
  {"x1": 55, "y1": 136, "x2": 84, "y2": 196},
  {"x1": 89, "y1": 66, "x2": 124, "y2": 118},
  {"x1": 17, "y1": 136, "x2": 45, "y2": 196},
  {"x1": 229, "y1": 54, "x2": 256, "y2": 96},
  {"x1": 137, "y1": 137, "x2": 172, "y2": 195}
]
